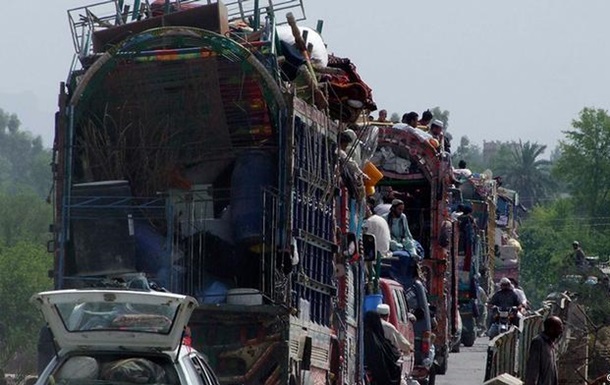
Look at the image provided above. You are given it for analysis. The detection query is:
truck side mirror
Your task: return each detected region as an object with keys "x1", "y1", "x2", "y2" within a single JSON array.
[
  {"x1": 362, "y1": 233, "x2": 377, "y2": 262},
  {"x1": 343, "y1": 232, "x2": 357, "y2": 257}
]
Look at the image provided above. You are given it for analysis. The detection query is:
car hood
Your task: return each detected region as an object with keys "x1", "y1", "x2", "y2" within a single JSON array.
[{"x1": 31, "y1": 289, "x2": 198, "y2": 352}]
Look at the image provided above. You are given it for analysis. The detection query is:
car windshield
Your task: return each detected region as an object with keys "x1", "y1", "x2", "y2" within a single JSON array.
[{"x1": 56, "y1": 300, "x2": 178, "y2": 334}]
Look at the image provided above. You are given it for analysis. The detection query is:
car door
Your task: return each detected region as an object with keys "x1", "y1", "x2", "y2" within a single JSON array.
[
  {"x1": 390, "y1": 284, "x2": 415, "y2": 375},
  {"x1": 189, "y1": 353, "x2": 220, "y2": 385}
]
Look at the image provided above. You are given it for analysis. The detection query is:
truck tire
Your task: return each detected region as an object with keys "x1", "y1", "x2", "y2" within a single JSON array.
[
  {"x1": 450, "y1": 341, "x2": 460, "y2": 353},
  {"x1": 435, "y1": 348, "x2": 449, "y2": 375},
  {"x1": 421, "y1": 366, "x2": 436, "y2": 385},
  {"x1": 461, "y1": 330, "x2": 476, "y2": 347}
]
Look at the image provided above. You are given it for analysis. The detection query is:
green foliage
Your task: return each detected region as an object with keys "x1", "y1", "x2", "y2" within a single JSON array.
[
  {"x1": 555, "y1": 107, "x2": 610, "y2": 218},
  {"x1": 0, "y1": 190, "x2": 52, "y2": 247},
  {"x1": 0, "y1": 108, "x2": 52, "y2": 199},
  {"x1": 452, "y1": 136, "x2": 484, "y2": 170},
  {"x1": 519, "y1": 196, "x2": 610, "y2": 308},
  {"x1": 495, "y1": 141, "x2": 554, "y2": 208},
  {"x1": 0, "y1": 242, "x2": 53, "y2": 371}
]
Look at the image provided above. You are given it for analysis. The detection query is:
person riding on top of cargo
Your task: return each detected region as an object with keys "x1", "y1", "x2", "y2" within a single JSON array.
[
  {"x1": 430, "y1": 119, "x2": 450, "y2": 153},
  {"x1": 364, "y1": 202, "x2": 391, "y2": 259},
  {"x1": 377, "y1": 109, "x2": 388, "y2": 123},
  {"x1": 373, "y1": 187, "x2": 403, "y2": 216},
  {"x1": 417, "y1": 109, "x2": 433, "y2": 131},
  {"x1": 571, "y1": 241, "x2": 586, "y2": 269},
  {"x1": 339, "y1": 130, "x2": 367, "y2": 200},
  {"x1": 401, "y1": 112, "x2": 419, "y2": 130},
  {"x1": 382, "y1": 199, "x2": 418, "y2": 257}
]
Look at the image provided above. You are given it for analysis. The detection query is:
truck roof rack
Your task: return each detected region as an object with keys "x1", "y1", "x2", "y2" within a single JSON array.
[{"x1": 68, "y1": 0, "x2": 306, "y2": 58}]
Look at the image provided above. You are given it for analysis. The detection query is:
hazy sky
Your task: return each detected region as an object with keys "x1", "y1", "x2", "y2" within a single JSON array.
[{"x1": 3, "y1": 1, "x2": 610, "y2": 153}]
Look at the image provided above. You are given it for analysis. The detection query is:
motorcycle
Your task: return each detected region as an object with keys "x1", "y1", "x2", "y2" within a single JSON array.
[{"x1": 487, "y1": 306, "x2": 519, "y2": 339}]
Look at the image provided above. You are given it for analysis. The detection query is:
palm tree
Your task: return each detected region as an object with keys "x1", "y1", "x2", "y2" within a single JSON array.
[{"x1": 497, "y1": 141, "x2": 554, "y2": 209}]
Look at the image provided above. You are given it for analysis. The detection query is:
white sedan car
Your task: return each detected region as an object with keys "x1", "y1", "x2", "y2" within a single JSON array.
[{"x1": 31, "y1": 289, "x2": 218, "y2": 385}]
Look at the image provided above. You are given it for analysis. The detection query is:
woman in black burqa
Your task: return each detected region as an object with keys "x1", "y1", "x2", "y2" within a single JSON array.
[{"x1": 364, "y1": 311, "x2": 402, "y2": 385}]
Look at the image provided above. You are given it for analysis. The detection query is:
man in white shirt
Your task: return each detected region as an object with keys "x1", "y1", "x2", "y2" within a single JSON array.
[
  {"x1": 363, "y1": 206, "x2": 391, "y2": 259},
  {"x1": 510, "y1": 278, "x2": 529, "y2": 310},
  {"x1": 376, "y1": 304, "x2": 412, "y2": 354}
]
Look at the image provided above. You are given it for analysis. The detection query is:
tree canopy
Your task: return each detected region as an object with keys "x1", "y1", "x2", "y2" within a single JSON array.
[
  {"x1": 496, "y1": 141, "x2": 554, "y2": 209},
  {"x1": 0, "y1": 109, "x2": 53, "y2": 373},
  {"x1": 0, "y1": 108, "x2": 52, "y2": 199},
  {"x1": 555, "y1": 107, "x2": 610, "y2": 218}
]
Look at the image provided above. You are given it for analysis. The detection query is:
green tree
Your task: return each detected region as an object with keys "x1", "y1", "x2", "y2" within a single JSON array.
[
  {"x1": 0, "y1": 242, "x2": 53, "y2": 373},
  {"x1": 0, "y1": 108, "x2": 52, "y2": 199},
  {"x1": 554, "y1": 107, "x2": 610, "y2": 219},
  {"x1": 452, "y1": 136, "x2": 483, "y2": 170},
  {"x1": 495, "y1": 141, "x2": 553, "y2": 209},
  {"x1": 519, "y1": 199, "x2": 588, "y2": 306},
  {"x1": 0, "y1": 190, "x2": 52, "y2": 247}
]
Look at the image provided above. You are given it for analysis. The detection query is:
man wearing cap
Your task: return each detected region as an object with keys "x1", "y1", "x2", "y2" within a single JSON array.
[
  {"x1": 377, "y1": 303, "x2": 413, "y2": 354},
  {"x1": 382, "y1": 199, "x2": 418, "y2": 256},
  {"x1": 430, "y1": 119, "x2": 450, "y2": 153},
  {"x1": 486, "y1": 277, "x2": 522, "y2": 332},
  {"x1": 488, "y1": 277, "x2": 521, "y2": 309},
  {"x1": 571, "y1": 241, "x2": 586, "y2": 269}
]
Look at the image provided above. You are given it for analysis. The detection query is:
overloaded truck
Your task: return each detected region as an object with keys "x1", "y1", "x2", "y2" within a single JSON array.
[
  {"x1": 493, "y1": 187, "x2": 522, "y2": 284},
  {"x1": 452, "y1": 171, "x2": 498, "y2": 347},
  {"x1": 369, "y1": 125, "x2": 459, "y2": 376},
  {"x1": 49, "y1": 1, "x2": 403, "y2": 384}
]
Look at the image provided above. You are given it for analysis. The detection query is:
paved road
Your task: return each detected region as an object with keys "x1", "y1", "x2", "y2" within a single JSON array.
[{"x1": 435, "y1": 337, "x2": 489, "y2": 385}]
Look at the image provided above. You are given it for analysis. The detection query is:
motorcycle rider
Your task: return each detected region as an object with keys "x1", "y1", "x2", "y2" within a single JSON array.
[{"x1": 486, "y1": 277, "x2": 522, "y2": 336}]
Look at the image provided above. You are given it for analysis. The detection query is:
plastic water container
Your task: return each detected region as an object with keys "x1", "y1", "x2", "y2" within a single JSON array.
[
  {"x1": 226, "y1": 288, "x2": 263, "y2": 305},
  {"x1": 363, "y1": 161, "x2": 383, "y2": 187},
  {"x1": 363, "y1": 293, "x2": 383, "y2": 313}
]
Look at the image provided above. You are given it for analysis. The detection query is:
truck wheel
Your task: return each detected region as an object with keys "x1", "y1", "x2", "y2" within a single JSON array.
[
  {"x1": 461, "y1": 330, "x2": 476, "y2": 347},
  {"x1": 435, "y1": 353, "x2": 448, "y2": 375},
  {"x1": 419, "y1": 365, "x2": 436, "y2": 385},
  {"x1": 450, "y1": 342, "x2": 460, "y2": 353}
]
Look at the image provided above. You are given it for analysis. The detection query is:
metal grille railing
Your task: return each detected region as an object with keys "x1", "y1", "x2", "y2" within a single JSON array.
[{"x1": 67, "y1": 0, "x2": 305, "y2": 57}]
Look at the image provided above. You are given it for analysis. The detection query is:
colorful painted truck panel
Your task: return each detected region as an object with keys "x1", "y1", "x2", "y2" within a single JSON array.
[{"x1": 51, "y1": 2, "x2": 378, "y2": 384}]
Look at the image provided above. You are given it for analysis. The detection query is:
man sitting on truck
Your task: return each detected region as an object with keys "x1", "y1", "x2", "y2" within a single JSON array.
[
  {"x1": 382, "y1": 199, "x2": 418, "y2": 257},
  {"x1": 364, "y1": 203, "x2": 391, "y2": 259}
]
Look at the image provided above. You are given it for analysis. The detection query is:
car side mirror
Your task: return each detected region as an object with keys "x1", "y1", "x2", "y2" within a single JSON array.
[{"x1": 362, "y1": 233, "x2": 377, "y2": 262}]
